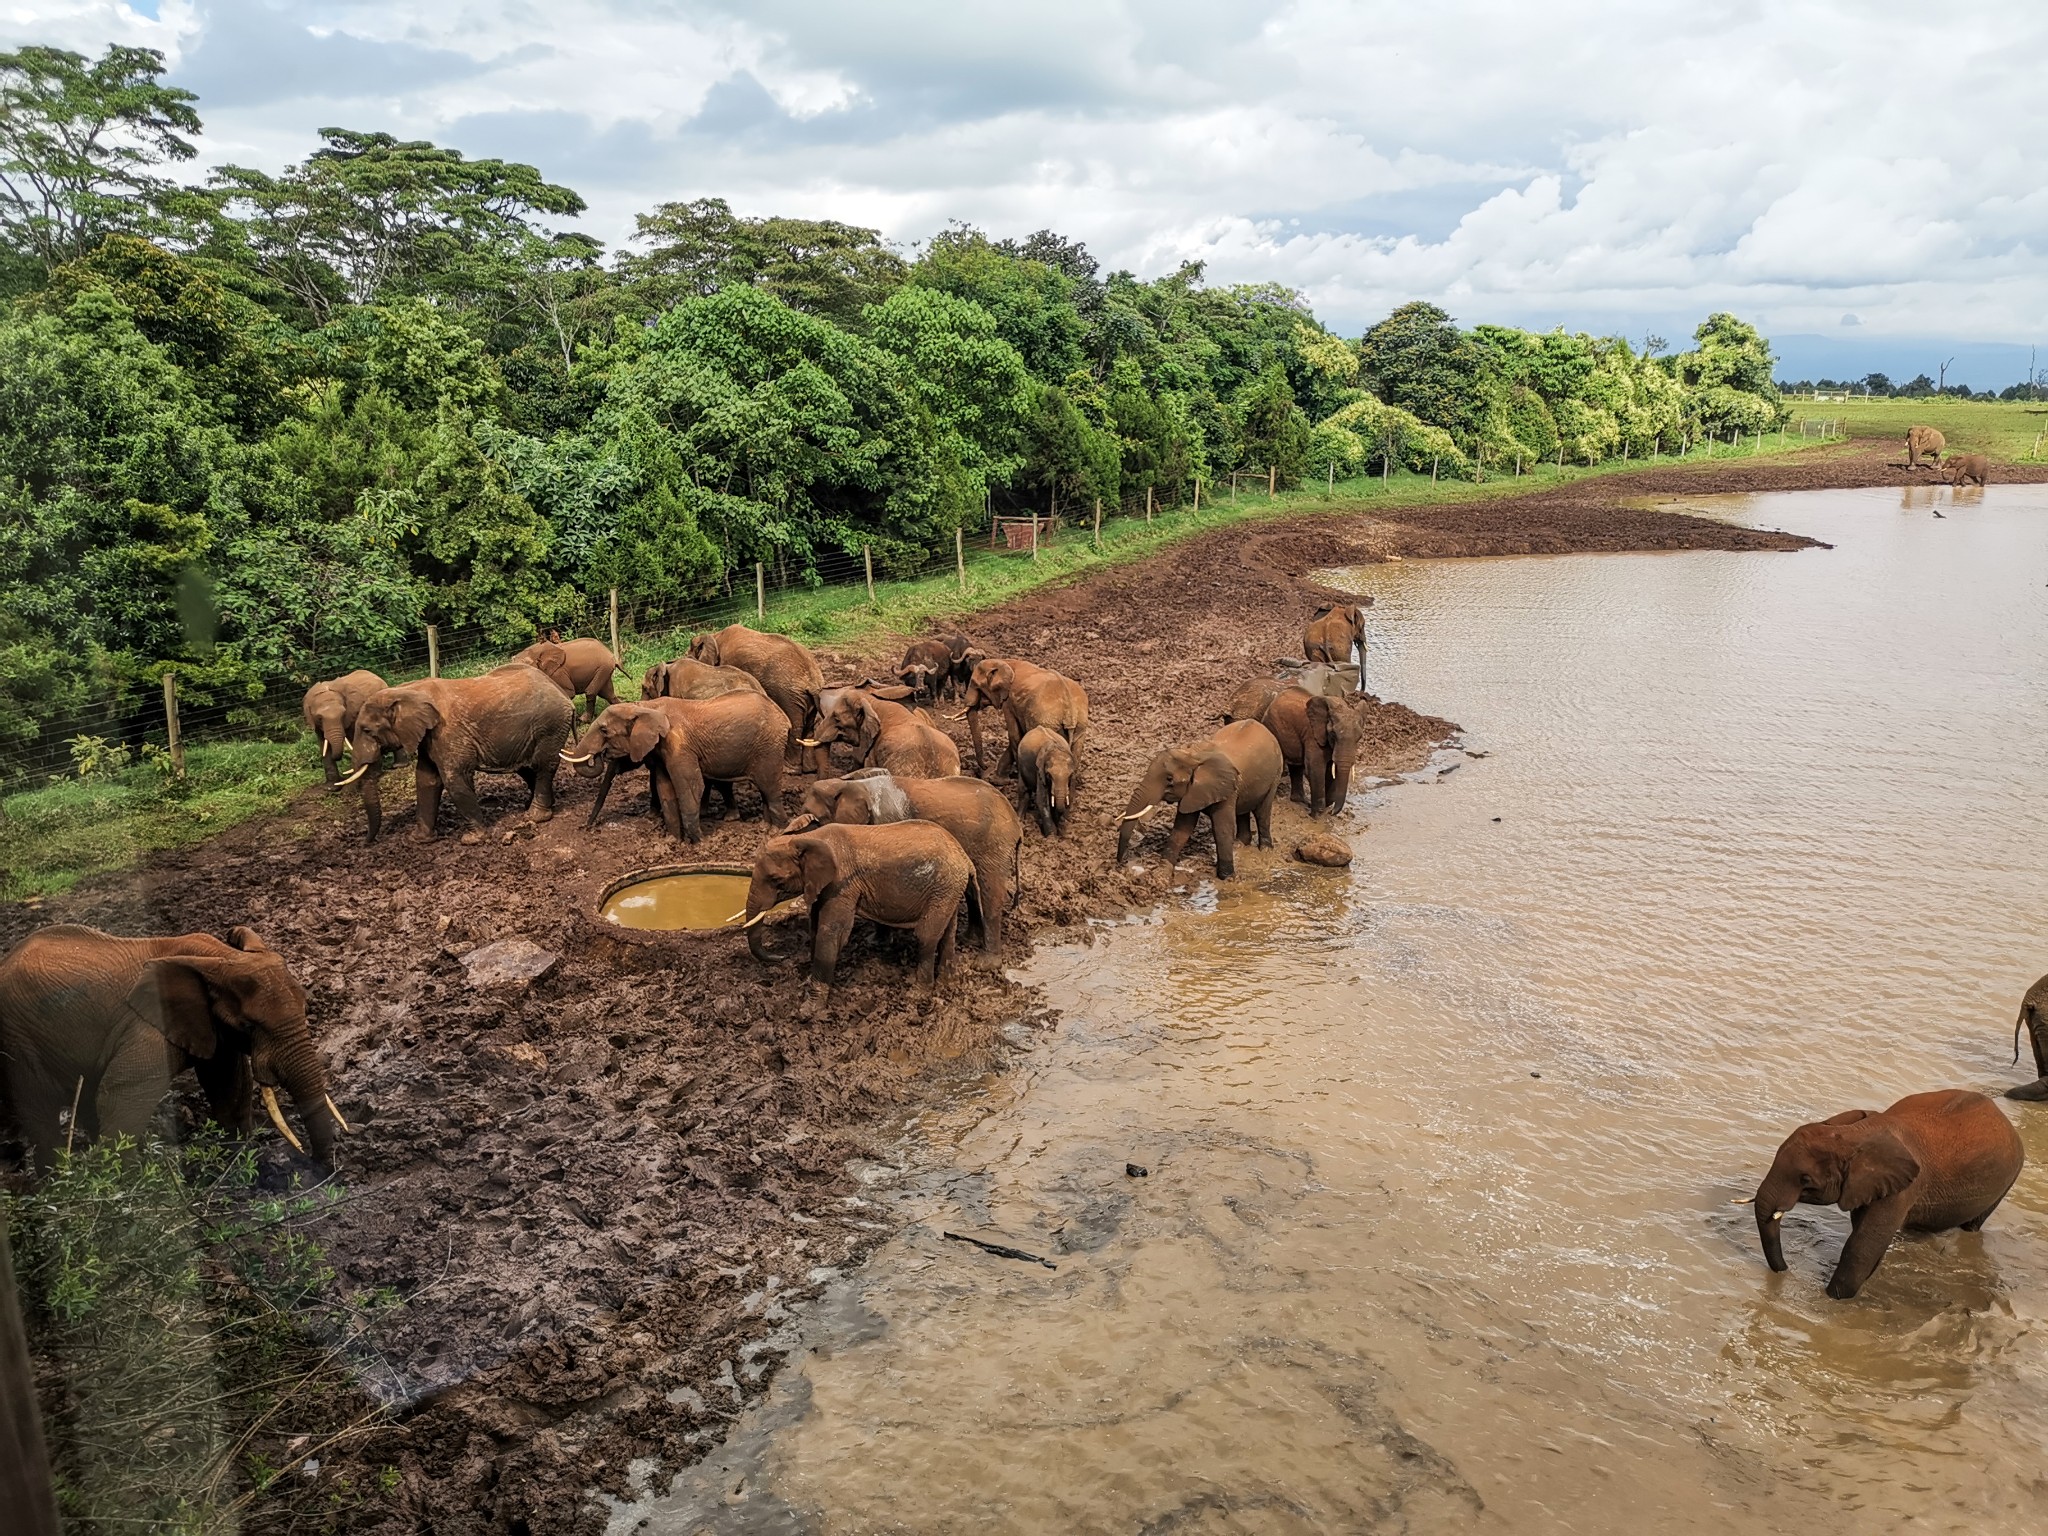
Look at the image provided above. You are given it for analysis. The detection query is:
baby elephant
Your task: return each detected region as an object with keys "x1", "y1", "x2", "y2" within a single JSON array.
[
  {"x1": 741, "y1": 822, "x2": 981, "y2": 991},
  {"x1": 1947, "y1": 452, "x2": 1989, "y2": 488},
  {"x1": 1015, "y1": 725, "x2": 1074, "y2": 837},
  {"x1": 1752, "y1": 1089, "x2": 2023, "y2": 1299}
]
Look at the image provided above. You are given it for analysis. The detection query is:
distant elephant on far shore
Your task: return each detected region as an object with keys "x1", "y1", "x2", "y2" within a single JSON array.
[
  {"x1": 2005, "y1": 973, "x2": 2048, "y2": 1100},
  {"x1": 1905, "y1": 425, "x2": 1945, "y2": 469},
  {"x1": 1947, "y1": 453, "x2": 1989, "y2": 488}
]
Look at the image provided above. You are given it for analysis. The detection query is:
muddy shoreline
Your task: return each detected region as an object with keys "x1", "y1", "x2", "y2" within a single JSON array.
[{"x1": 2, "y1": 454, "x2": 1868, "y2": 1531}]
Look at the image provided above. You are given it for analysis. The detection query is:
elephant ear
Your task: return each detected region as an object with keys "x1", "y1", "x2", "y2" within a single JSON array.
[
  {"x1": 794, "y1": 833, "x2": 854, "y2": 904},
  {"x1": 1184, "y1": 749, "x2": 1240, "y2": 812},
  {"x1": 625, "y1": 709, "x2": 666, "y2": 763},
  {"x1": 226, "y1": 926, "x2": 272, "y2": 953},
  {"x1": 855, "y1": 697, "x2": 885, "y2": 760},
  {"x1": 1306, "y1": 695, "x2": 1337, "y2": 744},
  {"x1": 388, "y1": 694, "x2": 441, "y2": 753},
  {"x1": 1311, "y1": 602, "x2": 1334, "y2": 619},
  {"x1": 126, "y1": 958, "x2": 220, "y2": 1058},
  {"x1": 1839, "y1": 1126, "x2": 1921, "y2": 1209},
  {"x1": 868, "y1": 683, "x2": 916, "y2": 703}
]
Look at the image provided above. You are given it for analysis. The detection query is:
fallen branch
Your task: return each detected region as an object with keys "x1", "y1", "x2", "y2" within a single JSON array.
[{"x1": 942, "y1": 1231, "x2": 1057, "y2": 1270}]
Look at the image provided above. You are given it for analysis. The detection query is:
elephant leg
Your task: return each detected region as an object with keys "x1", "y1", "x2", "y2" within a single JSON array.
[
  {"x1": 95, "y1": 1029, "x2": 173, "y2": 1150},
  {"x1": 919, "y1": 910, "x2": 957, "y2": 990},
  {"x1": 2006, "y1": 1077, "x2": 2048, "y2": 1101},
  {"x1": 445, "y1": 766, "x2": 484, "y2": 826},
  {"x1": 751, "y1": 762, "x2": 782, "y2": 820},
  {"x1": 810, "y1": 896, "x2": 857, "y2": 986},
  {"x1": 2028, "y1": 1006, "x2": 2048, "y2": 1080},
  {"x1": 8, "y1": 1066, "x2": 75, "y2": 1169},
  {"x1": 1163, "y1": 810, "x2": 1201, "y2": 867},
  {"x1": 415, "y1": 761, "x2": 444, "y2": 837},
  {"x1": 1827, "y1": 1196, "x2": 1909, "y2": 1300},
  {"x1": 1287, "y1": 761, "x2": 1307, "y2": 804},
  {"x1": 1212, "y1": 805, "x2": 1238, "y2": 879},
  {"x1": 517, "y1": 766, "x2": 538, "y2": 808},
  {"x1": 192, "y1": 1048, "x2": 253, "y2": 1135},
  {"x1": 530, "y1": 762, "x2": 558, "y2": 819},
  {"x1": 1255, "y1": 787, "x2": 1277, "y2": 849}
]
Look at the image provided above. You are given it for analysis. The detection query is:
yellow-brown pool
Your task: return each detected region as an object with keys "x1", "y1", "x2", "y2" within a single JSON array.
[{"x1": 599, "y1": 869, "x2": 755, "y2": 931}]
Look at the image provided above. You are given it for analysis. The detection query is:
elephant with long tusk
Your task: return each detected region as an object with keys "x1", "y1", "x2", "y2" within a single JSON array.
[
  {"x1": 303, "y1": 669, "x2": 386, "y2": 786},
  {"x1": 0, "y1": 924, "x2": 349, "y2": 1168}
]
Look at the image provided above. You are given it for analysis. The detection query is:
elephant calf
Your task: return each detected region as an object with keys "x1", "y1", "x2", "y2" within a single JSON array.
[
  {"x1": 742, "y1": 822, "x2": 981, "y2": 991},
  {"x1": 1116, "y1": 719, "x2": 1283, "y2": 879},
  {"x1": 1947, "y1": 452, "x2": 1989, "y2": 488},
  {"x1": 961, "y1": 658, "x2": 1087, "y2": 781},
  {"x1": 302, "y1": 669, "x2": 386, "y2": 785},
  {"x1": 804, "y1": 688, "x2": 959, "y2": 779},
  {"x1": 517, "y1": 636, "x2": 622, "y2": 721},
  {"x1": 2005, "y1": 972, "x2": 2048, "y2": 1100},
  {"x1": 1303, "y1": 600, "x2": 1371, "y2": 689},
  {"x1": 640, "y1": 656, "x2": 766, "y2": 703},
  {"x1": 563, "y1": 694, "x2": 789, "y2": 840},
  {"x1": 1015, "y1": 726, "x2": 1075, "y2": 839},
  {"x1": 787, "y1": 769, "x2": 1022, "y2": 952},
  {"x1": 1752, "y1": 1089, "x2": 2023, "y2": 1299}
]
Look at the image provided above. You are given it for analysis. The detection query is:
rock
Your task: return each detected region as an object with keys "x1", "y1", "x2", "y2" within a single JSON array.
[
  {"x1": 1125, "y1": 1162, "x2": 1149, "y2": 1178},
  {"x1": 1292, "y1": 835, "x2": 1353, "y2": 868},
  {"x1": 460, "y1": 937, "x2": 560, "y2": 991}
]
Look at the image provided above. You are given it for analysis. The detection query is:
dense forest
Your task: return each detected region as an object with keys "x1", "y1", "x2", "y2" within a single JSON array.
[{"x1": 0, "y1": 44, "x2": 1786, "y2": 751}]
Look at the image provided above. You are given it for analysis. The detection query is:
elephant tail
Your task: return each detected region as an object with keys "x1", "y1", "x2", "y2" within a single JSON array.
[
  {"x1": 1011, "y1": 835, "x2": 1022, "y2": 900},
  {"x1": 964, "y1": 868, "x2": 985, "y2": 942}
]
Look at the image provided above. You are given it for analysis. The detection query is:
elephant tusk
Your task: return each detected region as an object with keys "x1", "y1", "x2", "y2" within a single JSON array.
[
  {"x1": 559, "y1": 750, "x2": 596, "y2": 764},
  {"x1": 740, "y1": 909, "x2": 776, "y2": 929},
  {"x1": 1119, "y1": 803, "x2": 1160, "y2": 823},
  {"x1": 797, "y1": 738, "x2": 823, "y2": 748},
  {"x1": 333, "y1": 763, "x2": 371, "y2": 787},
  {"x1": 261, "y1": 1086, "x2": 305, "y2": 1154},
  {"x1": 1771, "y1": 1210, "x2": 1786, "y2": 1221},
  {"x1": 324, "y1": 1094, "x2": 352, "y2": 1134},
  {"x1": 1729, "y1": 1196, "x2": 1755, "y2": 1205}
]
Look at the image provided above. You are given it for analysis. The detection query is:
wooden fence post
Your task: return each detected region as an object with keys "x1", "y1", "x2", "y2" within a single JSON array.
[
  {"x1": 864, "y1": 544, "x2": 875, "y2": 604},
  {"x1": 1145, "y1": 484, "x2": 1153, "y2": 522},
  {"x1": 1268, "y1": 464, "x2": 1277, "y2": 498},
  {"x1": 1192, "y1": 478, "x2": 1201, "y2": 514},
  {"x1": 1557, "y1": 444, "x2": 1565, "y2": 471},
  {"x1": 1327, "y1": 460, "x2": 1334, "y2": 493},
  {"x1": 162, "y1": 673, "x2": 184, "y2": 778},
  {"x1": 1093, "y1": 497, "x2": 1102, "y2": 548},
  {"x1": 608, "y1": 587, "x2": 621, "y2": 660},
  {"x1": 1382, "y1": 451, "x2": 1390, "y2": 488},
  {"x1": 1031, "y1": 517, "x2": 1039, "y2": 562},
  {"x1": 1514, "y1": 452, "x2": 1521, "y2": 477},
  {"x1": 755, "y1": 562, "x2": 766, "y2": 620},
  {"x1": 1431, "y1": 454, "x2": 1438, "y2": 484},
  {"x1": 956, "y1": 526, "x2": 966, "y2": 592},
  {"x1": 426, "y1": 623, "x2": 440, "y2": 678}
]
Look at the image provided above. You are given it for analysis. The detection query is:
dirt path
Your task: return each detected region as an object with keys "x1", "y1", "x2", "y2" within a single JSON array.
[{"x1": 0, "y1": 450, "x2": 1888, "y2": 1532}]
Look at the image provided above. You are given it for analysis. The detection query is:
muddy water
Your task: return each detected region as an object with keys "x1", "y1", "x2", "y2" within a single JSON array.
[
  {"x1": 624, "y1": 486, "x2": 2048, "y2": 1533},
  {"x1": 601, "y1": 870, "x2": 755, "y2": 930}
]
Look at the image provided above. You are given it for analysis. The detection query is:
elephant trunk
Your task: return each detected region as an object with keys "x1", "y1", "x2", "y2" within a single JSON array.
[
  {"x1": 266, "y1": 1033, "x2": 341, "y2": 1165},
  {"x1": 356, "y1": 760, "x2": 384, "y2": 841},
  {"x1": 743, "y1": 870, "x2": 785, "y2": 963},
  {"x1": 1116, "y1": 783, "x2": 1162, "y2": 865},
  {"x1": 1755, "y1": 1169, "x2": 1798, "y2": 1272}
]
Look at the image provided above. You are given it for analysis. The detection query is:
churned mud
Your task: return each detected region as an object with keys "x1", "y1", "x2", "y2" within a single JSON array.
[{"x1": 0, "y1": 456, "x2": 1855, "y2": 1532}]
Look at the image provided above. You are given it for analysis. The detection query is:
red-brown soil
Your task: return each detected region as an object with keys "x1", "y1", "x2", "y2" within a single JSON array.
[{"x1": 3, "y1": 450, "x2": 1874, "y2": 1531}]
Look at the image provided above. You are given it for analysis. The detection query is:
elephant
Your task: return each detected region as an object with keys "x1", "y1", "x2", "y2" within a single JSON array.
[
  {"x1": 337, "y1": 665, "x2": 575, "y2": 842},
  {"x1": 897, "y1": 638, "x2": 958, "y2": 703},
  {"x1": 562, "y1": 693, "x2": 788, "y2": 840},
  {"x1": 301, "y1": 669, "x2": 386, "y2": 785},
  {"x1": 1947, "y1": 453, "x2": 1989, "y2": 488},
  {"x1": 1751, "y1": 1090, "x2": 2023, "y2": 1299},
  {"x1": 1015, "y1": 725, "x2": 1075, "y2": 839},
  {"x1": 2004, "y1": 973, "x2": 2048, "y2": 1100},
  {"x1": 0, "y1": 924, "x2": 347, "y2": 1168},
  {"x1": 640, "y1": 656, "x2": 767, "y2": 703},
  {"x1": 1265, "y1": 686, "x2": 1369, "y2": 815},
  {"x1": 688, "y1": 624, "x2": 827, "y2": 775},
  {"x1": 1905, "y1": 425, "x2": 1946, "y2": 469},
  {"x1": 786, "y1": 769, "x2": 1021, "y2": 953},
  {"x1": 1303, "y1": 601, "x2": 1371, "y2": 689},
  {"x1": 740, "y1": 822, "x2": 981, "y2": 990},
  {"x1": 1115, "y1": 719, "x2": 1283, "y2": 879},
  {"x1": 960, "y1": 659, "x2": 1088, "y2": 781},
  {"x1": 804, "y1": 688, "x2": 960, "y2": 779},
  {"x1": 516, "y1": 636, "x2": 622, "y2": 721},
  {"x1": 1224, "y1": 667, "x2": 1355, "y2": 729}
]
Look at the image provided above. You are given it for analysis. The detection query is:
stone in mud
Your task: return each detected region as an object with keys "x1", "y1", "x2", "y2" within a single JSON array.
[
  {"x1": 1292, "y1": 835, "x2": 1353, "y2": 868},
  {"x1": 460, "y1": 937, "x2": 560, "y2": 990}
]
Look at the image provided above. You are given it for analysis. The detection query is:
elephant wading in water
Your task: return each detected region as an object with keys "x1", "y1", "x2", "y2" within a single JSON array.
[
  {"x1": 803, "y1": 687, "x2": 960, "y2": 778},
  {"x1": 2005, "y1": 973, "x2": 2048, "y2": 1100},
  {"x1": 302, "y1": 669, "x2": 386, "y2": 784},
  {"x1": 741, "y1": 822, "x2": 981, "y2": 991},
  {"x1": 788, "y1": 770, "x2": 1021, "y2": 953},
  {"x1": 689, "y1": 624, "x2": 827, "y2": 774},
  {"x1": 640, "y1": 657, "x2": 766, "y2": 703},
  {"x1": 1905, "y1": 425, "x2": 1946, "y2": 470},
  {"x1": 338, "y1": 666, "x2": 575, "y2": 841},
  {"x1": 0, "y1": 925, "x2": 347, "y2": 1167},
  {"x1": 1303, "y1": 601, "x2": 1371, "y2": 689},
  {"x1": 517, "y1": 636, "x2": 622, "y2": 721},
  {"x1": 960, "y1": 659, "x2": 1088, "y2": 781},
  {"x1": 563, "y1": 694, "x2": 789, "y2": 839},
  {"x1": 1116, "y1": 719, "x2": 1283, "y2": 879},
  {"x1": 1265, "y1": 686, "x2": 1371, "y2": 815},
  {"x1": 1750, "y1": 1090, "x2": 2023, "y2": 1299}
]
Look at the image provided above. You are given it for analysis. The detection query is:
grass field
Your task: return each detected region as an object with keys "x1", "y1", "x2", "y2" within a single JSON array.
[
  {"x1": 0, "y1": 428, "x2": 1837, "y2": 900},
  {"x1": 1787, "y1": 395, "x2": 2048, "y2": 460}
]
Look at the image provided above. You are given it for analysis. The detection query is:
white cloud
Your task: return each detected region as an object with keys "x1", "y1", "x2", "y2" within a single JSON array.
[{"x1": 1, "y1": 0, "x2": 2043, "y2": 346}]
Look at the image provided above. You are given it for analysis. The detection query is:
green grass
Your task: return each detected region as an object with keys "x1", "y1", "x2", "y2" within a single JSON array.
[
  {"x1": 0, "y1": 427, "x2": 1839, "y2": 900},
  {"x1": 1787, "y1": 395, "x2": 2048, "y2": 460}
]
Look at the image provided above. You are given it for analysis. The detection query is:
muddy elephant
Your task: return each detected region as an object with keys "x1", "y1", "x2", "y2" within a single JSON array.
[
  {"x1": 1115, "y1": 719, "x2": 1283, "y2": 879},
  {"x1": 2005, "y1": 973, "x2": 2048, "y2": 1100},
  {"x1": 563, "y1": 693, "x2": 788, "y2": 840},
  {"x1": 689, "y1": 625, "x2": 826, "y2": 775},
  {"x1": 1947, "y1": 452, "x2": 1989, "y2": 488},
  {"x1": 0, "y1": 924, "x2": 347, "y2": 1168},
  {"x1": 961, "y1": 659, "x2": 1088, "y2": 781},
  {"x1": 1015, "y1": 725, "x2": 1075, "y2": 840},
  {"x1": 741, "y1": 822, "x2": 981, "y2": 990},
  {"x1": 1303, "y1": 601, "x2": 1371, "y2": 689},
  {"x1": 302, "y1": 669, "x2": 386, "y2": 785},
  {"x1": 804, "y1": 688, "x2": 960, "y2": 779},
  {"x1": 788, "y1": 770, "x2": 1021, "y2": 953},
  {"x1": 516, "y1": 637, "x2": 622, "y2": 721},
  {"x1": 1266, "y1": 687, "x2": 1369, "y2": 815},
  {"x1": 1752, "y1": 1090, "x2": 2023, "y2": 1299},
  {"x1": 1905, "y1": 425, "x2": 1946, "y2": 469},
  {"x1": 338, "y1": 665, "x2": 575, "y2": 842},
  {"x1": 639, "y1": 657, "x2": 765, "y2": 703}
]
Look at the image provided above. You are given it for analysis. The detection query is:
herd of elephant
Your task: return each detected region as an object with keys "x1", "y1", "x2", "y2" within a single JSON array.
[{"x1": 4, "y1": 597, "x2": 2046, "y2": 1308}]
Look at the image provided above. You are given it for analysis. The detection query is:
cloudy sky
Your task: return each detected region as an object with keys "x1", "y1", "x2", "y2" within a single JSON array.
[{"x1": 10, "y1": 0, "x2": 2046, "y2": 383}]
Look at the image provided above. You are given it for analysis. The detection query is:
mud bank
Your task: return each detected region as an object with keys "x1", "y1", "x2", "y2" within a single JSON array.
[{"x1": 0, "y1": 463, "x2": 1832, "y2": 1533}]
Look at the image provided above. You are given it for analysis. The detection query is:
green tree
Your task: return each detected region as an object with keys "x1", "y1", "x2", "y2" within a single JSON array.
[
  {"x1": 621, "y1": 197, "x2": 905, "y2": 328},
  {"x1": 863, "y1": 285, "x2": 1032, "y2": 501},
  {"x1": 1357, "y1": 301, "x2": 1483, "y2": 434},
  {"x1": 0, "y1": 44, "x2": 201, "y2": 275},
  {"x1": 910, "y1": 226, "x2": 1087, "y2": 383}
]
